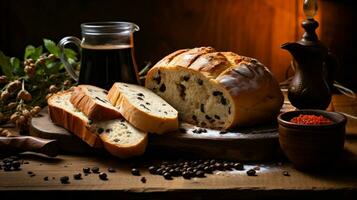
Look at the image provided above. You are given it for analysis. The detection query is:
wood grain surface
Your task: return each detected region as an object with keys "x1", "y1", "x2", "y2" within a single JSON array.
[{"x1": 0, "y1": 139, "x2": 357, "y2": 199}]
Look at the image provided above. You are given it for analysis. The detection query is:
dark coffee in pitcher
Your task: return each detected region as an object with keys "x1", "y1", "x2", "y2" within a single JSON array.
[{"x1": 79, "y1": 45, "x2": 140, "y2": 89}]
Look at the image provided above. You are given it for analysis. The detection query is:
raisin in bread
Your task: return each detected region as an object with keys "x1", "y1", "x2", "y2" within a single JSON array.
[
  {"x1": 48, "y1": 91, "x2": 148, "y2": 158},
  {"x1": 70, "y1": 85, "x2": 121, "y2": 121},
  {"x1": 145, "y1": 47, "x2": 284, "y2": 130},
  {"x1": 107, "y1": 82, "x2": 179, "y2": 134}
]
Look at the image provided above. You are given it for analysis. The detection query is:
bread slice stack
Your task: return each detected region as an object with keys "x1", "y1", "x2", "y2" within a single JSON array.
[
  {"x1": 48, "y1": 88, "x2": 148, "y2": 158},
  {"x1": 48, "y1": 84, "x2": 179, "y2": 158}
]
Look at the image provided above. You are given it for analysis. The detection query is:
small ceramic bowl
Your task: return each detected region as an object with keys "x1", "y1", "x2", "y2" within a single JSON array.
[{"x1": 277, "y1": 109, "x2": 347, "y2": 171}]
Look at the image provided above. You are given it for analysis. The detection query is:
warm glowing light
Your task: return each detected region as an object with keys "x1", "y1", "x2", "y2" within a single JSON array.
[{"x1": 303, "y1": 0, "x2": 318, "y2": 19}]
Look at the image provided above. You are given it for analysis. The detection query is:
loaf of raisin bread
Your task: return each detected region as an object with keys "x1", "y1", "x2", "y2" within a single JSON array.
[
  {"x1": 70, "y1": 85, "x2": 121, "y2": 121},
  {"x1": 145, "y1": 47, "x2": 283, "y2": 130},
  {"x1": 48, "y1": 91, "x2": 148, "y2": 158},
  {"x1": 107, "y1": 82, "x2": 179, "y2": 134}
]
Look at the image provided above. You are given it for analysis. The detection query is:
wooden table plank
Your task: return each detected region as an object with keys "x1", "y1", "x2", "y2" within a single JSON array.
[
  {"x1": 1, "y1": 94, "x2": 357, "y2": 199},
  {"x1": 1, "y1": 140, "x2": 357, "y2": 196}
]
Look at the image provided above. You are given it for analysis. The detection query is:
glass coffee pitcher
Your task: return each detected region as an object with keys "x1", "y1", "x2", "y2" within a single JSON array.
[{"x1": 58, "y1": 21, "x2": 140, "y2": 89}]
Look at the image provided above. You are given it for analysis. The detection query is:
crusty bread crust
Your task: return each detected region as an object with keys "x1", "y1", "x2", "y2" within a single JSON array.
[
  {"x1": 70, "y1": 85, "x2": 121, "y2": 121},
  {"x1": 48, "y1": 91, "x2": 103, "y2": 148},
  {"x1": 107, "y1": 83, "x2": 179, "y2": 134},
  {"x1": 145, "y1": 47, "x2": 283, "y2": 128}
]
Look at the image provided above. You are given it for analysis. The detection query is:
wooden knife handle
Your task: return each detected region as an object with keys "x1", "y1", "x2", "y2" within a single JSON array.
[{"x1": 0, "y1": 136, "x2": 59, "y2": 157}]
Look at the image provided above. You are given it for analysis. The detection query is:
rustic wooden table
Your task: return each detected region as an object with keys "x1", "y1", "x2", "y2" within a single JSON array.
[{"x1": 1, "y1": 94, "x2": 357, "y2": 199}]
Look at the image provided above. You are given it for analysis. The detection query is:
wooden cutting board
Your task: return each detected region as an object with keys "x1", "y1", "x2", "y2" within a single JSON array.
[{"x1": 30, "y1": 108, "x2": 281, "y2": 161}]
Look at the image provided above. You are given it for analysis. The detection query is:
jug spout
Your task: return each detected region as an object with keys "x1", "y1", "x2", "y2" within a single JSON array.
[{"x1": 281, "y1": 42, "x2": 306, "y2": 62}]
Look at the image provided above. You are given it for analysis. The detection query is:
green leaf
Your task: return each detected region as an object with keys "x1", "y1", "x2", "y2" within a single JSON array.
[
  {"x1": 33, "y1": 46, "x2": 43, "y2": 60},
  {"x1": 10, "y1": 57, "x2": 20, "y2": 69},
  {"x1": 24, "y1": 45, "x2": 36, "y2": 59},
  {"x1": 46, "y1": 60, "x2": 62, "y2": 74},
  {"x1": 10, "y1": 57, "x2": 23, "y2": 75},
  {"x1": 43, "y1": 38, "x2": 60, "y2": 57},
  {"x1": 0, "y1": 51, "x2": 14, "y2": 79},
  {"x1": 64, "y1": 48, "x2": 77, "y2": 61}
]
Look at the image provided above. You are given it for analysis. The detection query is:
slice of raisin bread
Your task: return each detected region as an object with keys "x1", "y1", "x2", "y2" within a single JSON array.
[
  {"x1": 107, "y1": 82, "x2": 179, "y2": 134},
  {"x1": 70, "y1": 85, "x2": 121, "y2": 121},
  {"x1": 145, "y1": 47, "x2": 284, "y2": 130},
  {"x1": 48, "y1": 91, "x2": 148, "y2": 158}
]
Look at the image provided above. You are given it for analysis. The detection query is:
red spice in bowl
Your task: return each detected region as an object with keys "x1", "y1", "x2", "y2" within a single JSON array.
[
  {"x1": 277, "y1": 110, "x2": 347, "y2": 171},
  {"x1": 290, "y1": 114, "x2": 333, "y2": 125}
]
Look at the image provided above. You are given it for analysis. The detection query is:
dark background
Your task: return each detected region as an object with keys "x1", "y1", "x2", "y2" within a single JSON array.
[{"x1": 0, "y1": 0, "x2": 356, "y2": 90}]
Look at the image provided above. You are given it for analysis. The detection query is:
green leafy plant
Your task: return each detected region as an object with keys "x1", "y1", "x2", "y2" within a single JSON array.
[{"x1": 0, "y1": 39, "x2": 78, "y2": 131}]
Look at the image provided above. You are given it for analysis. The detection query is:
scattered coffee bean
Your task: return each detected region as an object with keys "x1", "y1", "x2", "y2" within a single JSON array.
[
  {"x1": 233, "y1": 163, "x2": 244, "y2": 170},
  {"x1": 27, "y1": 171, "x2": 34, "y2": 175},
  {"x1": 203, "y1": 166, "x2": 212, "y2": 173},
  {"x1": 140, "y1": 177, "x2": 147, "y2": 183},
  {"x1": 12, "y1": 161, "x2": 21, "y2": 170},
  {"x1": 30, "y1": 174, "x2": 36, "y2": 177},
  {"x1": 182, "y1": 171, "x2": 191, "y2": 179},
  {"x1": 108, "y1": 167, "x2": 116, "y2": 173},
  {"x1": 43, "y1": 176, "x2": 49, "y2": 181},
  {"x1": 247, "y1": 169, "x2": 256, "y2": 176},
  {"x1": 219, "y1": 131, "x2": 228, "y2": 134},
  {"x1": 99, "y1": 172, "x2": 108, "y2": 180},
  {"x1": 283, "y1": 171, "x2": 290, "y2": 176},
  {"x1": 253, "y1": 166, "x2": 260, "y2": 171},
  {"x1": 131, "y1": 168, "x2": 140, "y2": 176},
  {"x1": 73, "y1": 173, "x2": 82, "y2": 180},
  {"x1": 163, "y1": 172, "x2": 172, "y2": 180},
  {"x1": 196, "y1": 170, "x2": 205, "y2": 178},
  {"x1": 215, "y1": 163, "x2": 224, "y2": 171},
  {"x1": 83, "y1": 167, "x2": 90, "y2": 174},
  {"x1": 24, "y1": 161, "x2": 29, "y2": 164},
  {"x1": 91, "y1": 166, "x2": 100, "y2": 173},
  {"x1": 60, "y1": 176, "x2": 69, "y2": 184},
  {"x1": 148, "y1": 166, "x2": 157, "y2": 174},
  {"x1": 223, "y1": 163, "x2": 231, "y2": 170},
  {"x1": 4, "y1": 163, "x2": 12, "y2": 171}
]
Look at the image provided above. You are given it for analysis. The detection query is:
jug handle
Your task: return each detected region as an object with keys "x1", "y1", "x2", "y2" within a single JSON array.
[
  {"x1": 324, "y1": 51, "x2": 339, "y2": 90},
  {"x1": 58, "y1": 36, "x2": 81, "y2": 82}
]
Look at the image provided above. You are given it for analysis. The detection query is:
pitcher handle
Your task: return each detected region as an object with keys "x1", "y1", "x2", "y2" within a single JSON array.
[{"x1": 58, "y1": 36, "x2": 81, "y2": 82}]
